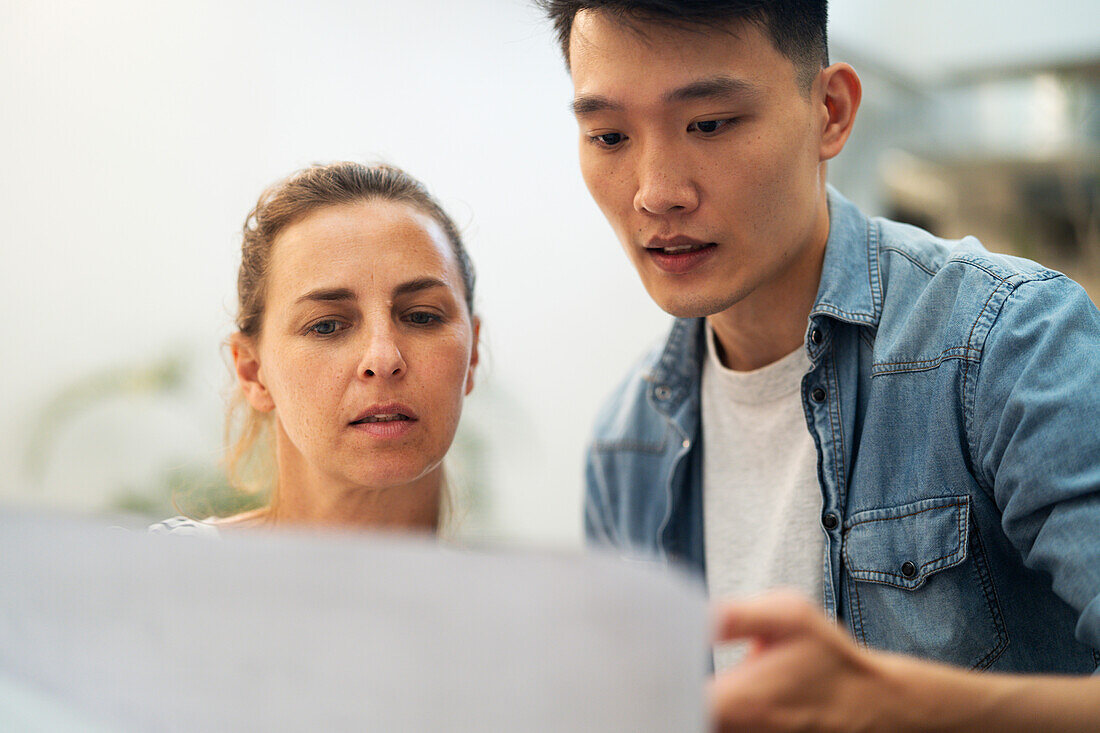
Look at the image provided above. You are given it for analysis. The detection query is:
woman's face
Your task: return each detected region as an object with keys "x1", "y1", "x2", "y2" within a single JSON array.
[{"x1": 236, "y1": 199, "x2": 478, "y2": 491}]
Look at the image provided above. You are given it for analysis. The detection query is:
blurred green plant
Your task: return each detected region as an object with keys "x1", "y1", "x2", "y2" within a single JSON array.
[
  {"x1": 19, "y1": 350, "x2": 269, "y2": 519},
  {"x1": 23, "y1": 352, "x2": 190, "y2": 483}
]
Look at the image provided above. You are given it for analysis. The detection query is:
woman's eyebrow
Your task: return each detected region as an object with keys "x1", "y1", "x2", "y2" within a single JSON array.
[
  {"x1": 393, "y1": 277, "x2": 448, "y2": 298},
  {"x1": 294, "y1": 287, "x2": 356, "y2": 305}
]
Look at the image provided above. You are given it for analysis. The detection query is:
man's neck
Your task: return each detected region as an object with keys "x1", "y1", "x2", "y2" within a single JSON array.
[{"x1": 708, "y1": 202, "x2": 830, "y2": 372}]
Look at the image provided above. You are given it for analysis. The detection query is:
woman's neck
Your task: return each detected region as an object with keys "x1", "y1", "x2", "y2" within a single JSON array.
[{"x1": 266, "y1": 438, "x2": 442, "y2": 532}]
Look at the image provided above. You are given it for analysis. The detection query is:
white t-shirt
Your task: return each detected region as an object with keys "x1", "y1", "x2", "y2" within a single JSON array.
[{"x1": 700, "y1": 323, "x2": 824, "y2": 671}]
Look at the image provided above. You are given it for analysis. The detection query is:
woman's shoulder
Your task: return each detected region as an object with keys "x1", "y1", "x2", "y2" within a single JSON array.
[
  {"x1": 148, "y1": 509, "x2": 269, "y2": 536},
  {"x1": 147, "y1": 516, "x2": 221, "y2": 537}
]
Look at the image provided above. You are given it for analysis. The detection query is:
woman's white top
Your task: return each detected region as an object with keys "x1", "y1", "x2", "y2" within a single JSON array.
[{"x1": 148, "y1": 516, "x2": 221, "y2": 537}]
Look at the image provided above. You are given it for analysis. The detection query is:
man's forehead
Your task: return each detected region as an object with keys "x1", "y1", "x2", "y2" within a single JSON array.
[
  {"x1": 568, "y1": 8, "x2": 755, "y2": 66},
  {"x1": 568, "y1": 10, "x2": 776, "y2": 106}
]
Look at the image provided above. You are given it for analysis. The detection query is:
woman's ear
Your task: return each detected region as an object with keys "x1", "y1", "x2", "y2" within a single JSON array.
[
  {"x1": 818, "y1": 62, "x2": 862, "y2": 162},
  {"x1": 230, "y1": 333, "x2": 275, "y2": 412},
  {"x1": 465, "y1": 317, "x2": 481, "y2": 396}
]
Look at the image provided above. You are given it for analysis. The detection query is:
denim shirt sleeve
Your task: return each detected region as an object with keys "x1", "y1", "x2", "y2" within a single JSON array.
[
  {"x1": 969, "y1": 274, "x2": 1100, "y2": 661},
  {"x1": 584, "y1": 443, "x2": 617, "y2": 547}
]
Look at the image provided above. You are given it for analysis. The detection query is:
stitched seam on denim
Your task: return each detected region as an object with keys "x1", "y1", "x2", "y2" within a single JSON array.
[
  {"x1": 871, "y1": 349, "x2": 981, "y2": 375},
  {"x1": 880, "y1": 245, "x2": 938, "y2": 277},
  {"x1": 968, "y1": 518, "x2": 1010, "y2": 670},
  {"x1": 874, "y1": 349, "x2": 982, "y2": 368},
  {"x1": 814, "y1": 303, "x2": 877, "y2": 321},
  {"x1": 844, "y1": 502, "x2": 966, "y2": 580},
  {"x1": 965, "y1": 283, "x2": 1003, "y2": 353},
  {"x1": 869, "y1": 218, "x2": 882, "y2": 319},
  {"x1": 828, "y1": 350, "x2": 847, "y2": 505},
  {"x1": 870, "y1": 358, "x2": 973, "y2": 377},
  {"x1": 963, "y1": 279, "x2": 1017, "y2": 501},
  {"x1": 949, "y1": 257, "x2": 1015, "y2": 283},
  {"x1": 851, "y1": 575, "x2": 869, "y2": 645},
  {"x1": 950, "y1": 257, "x2": 1061, "y2": 285},
  {"x1": 848, "y1": 501, "x2": 966, "y2": 529}
]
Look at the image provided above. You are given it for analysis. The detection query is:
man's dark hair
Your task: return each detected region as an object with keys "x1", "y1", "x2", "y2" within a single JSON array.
[{"x1": 536, "y1": 1, "x2": 829, "y2": 88}]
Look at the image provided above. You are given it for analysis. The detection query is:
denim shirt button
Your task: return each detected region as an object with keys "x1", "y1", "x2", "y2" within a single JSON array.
[
  {"x1": 822, "y1": 513, "x2": 839, "y2": 530},
  {"x1": 901, "y1": 561, "x2": 917, "y2": 578},
  {"x1": 811, "y1": 387, "x2": 827, "y2": 403},
  {"x1": 681, "y1": 439, "x2": 691, "y2": 449},
  {"x1": 654, "y1": 385, "x2": 672, "y2": 401},
  {"x1": 810, "y1": 327, "x2": 824, "y2": 346}
]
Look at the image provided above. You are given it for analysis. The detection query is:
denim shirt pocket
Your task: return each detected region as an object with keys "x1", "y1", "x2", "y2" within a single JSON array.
[{"x1": 842, "y1": 496, "x2": 1009, "y2": 669}]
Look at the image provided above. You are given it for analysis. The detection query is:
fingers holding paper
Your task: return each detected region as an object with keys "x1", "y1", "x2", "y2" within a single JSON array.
[{"x1": 708, "y1": 590, "x2": 891, "y2": 733}]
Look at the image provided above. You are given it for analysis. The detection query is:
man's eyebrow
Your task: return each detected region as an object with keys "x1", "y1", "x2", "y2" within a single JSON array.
[
  {"x1": 294, "y1": 287, "x2": 356, "y2": 305},
  {"x1": 571, "y1": 76, "x2": 762, "y2": 118},
  {"x1": 664, "y1": 75, "x2": 763, "y2": 104},
  {"x1": 571, "y1": 94, "x2": 621, "y2": 118},
  {"x1": 393, "y1": 277, "x2": 447, "y2": 298}
]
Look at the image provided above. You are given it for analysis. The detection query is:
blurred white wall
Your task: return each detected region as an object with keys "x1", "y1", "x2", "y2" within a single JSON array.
[
  {"x1": 1, "y1": 0, "x2": 1097, "y2": 545},
  {"x1": 0, "y1": 0, "x2": 670, "y2": 545}
]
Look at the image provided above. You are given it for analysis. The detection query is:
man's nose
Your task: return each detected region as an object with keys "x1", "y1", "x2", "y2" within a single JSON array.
[
  {"x1": 633, "y1": 145, "x2": 699, "y2": 216},
  {"x1": 357, "y1": 326, "x2": 407, "y2": 379}
]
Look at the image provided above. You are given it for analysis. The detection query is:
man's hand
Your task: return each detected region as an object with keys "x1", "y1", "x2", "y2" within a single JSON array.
[
  {"x1": 709, "y1": 590, "x2": 892, "y2": 732},
  {"x1": 708, "y1": 590, "x2": 1100, "y2": 733}
]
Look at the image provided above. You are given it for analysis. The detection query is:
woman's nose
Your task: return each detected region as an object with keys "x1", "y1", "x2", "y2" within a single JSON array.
[{"x1": 357, "y1": 328, "x2": 407, "y2": 378}]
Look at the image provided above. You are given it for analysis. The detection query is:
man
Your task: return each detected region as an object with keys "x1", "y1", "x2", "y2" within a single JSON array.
[{"x1": 535, "y1": 0, "x2": 1100, "y2": 729}]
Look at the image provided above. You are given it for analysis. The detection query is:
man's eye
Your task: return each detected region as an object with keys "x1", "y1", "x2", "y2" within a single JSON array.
[
  {"x1": 688, "y1": 118, "x2": 734, "y2": 134},
  {"x1": 590, "y1": 132, "x2": 625, "y2": 147},
  {"x1": 309, "y1": 319, "x2": 342, "y2": 336},
  {"x1": 406, "y1": 311, "x2": 441, "y2": 326}
]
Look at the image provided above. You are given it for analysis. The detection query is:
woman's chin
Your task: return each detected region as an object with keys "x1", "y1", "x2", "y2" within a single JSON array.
[{"x1": 344, "y1": 457, "x2": 443, "y2": 490}]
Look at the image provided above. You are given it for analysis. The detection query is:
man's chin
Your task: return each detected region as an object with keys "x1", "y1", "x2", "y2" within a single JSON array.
[{"x1": 651, "y1": 290, "x2": 740, "y2": 319}]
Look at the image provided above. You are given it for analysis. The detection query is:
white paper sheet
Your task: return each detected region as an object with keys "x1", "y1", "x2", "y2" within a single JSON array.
[{"x1": 0, "y1": 512, "x2": 707, "y2": 732}]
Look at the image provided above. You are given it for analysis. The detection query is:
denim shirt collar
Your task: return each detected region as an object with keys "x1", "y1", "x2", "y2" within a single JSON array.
[
  {"x1": 811, "y1": 186, "x2": 882, "y2": 329},
  {"x1": 645, "y1": 316, "x2": 705, "y2": 419}
]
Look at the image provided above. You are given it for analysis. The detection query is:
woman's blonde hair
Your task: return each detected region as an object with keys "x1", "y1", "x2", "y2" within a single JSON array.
[{"x1": 223, "y1": 162, "x2": 476, "y2": 523}]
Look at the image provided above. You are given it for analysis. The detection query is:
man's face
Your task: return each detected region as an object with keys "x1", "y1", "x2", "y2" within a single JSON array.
[{"x1": 569, "y1": 11, "x2": 832, "y2": 318}]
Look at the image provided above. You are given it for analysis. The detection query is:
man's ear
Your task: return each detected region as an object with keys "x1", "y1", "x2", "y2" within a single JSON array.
[
  {"x1": 230, "y1": 333, "x2": 275, "y2": 412},
  {"x1": 818, "y1": 63, "x2": 862, "y2": 162},
  {"x1": 465, "y1": 316, "x2": 481, "y2": 396}
]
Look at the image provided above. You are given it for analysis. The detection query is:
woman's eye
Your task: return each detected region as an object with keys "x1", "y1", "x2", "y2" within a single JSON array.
[
  {"x1": 406, "y1": 311, "x2": 440, "y2": 326},
  {"x1": 590, "y1": 132, "x2": 625, "y2": 148},
  {"x1": 309, "y1": 319, "x2": 343, "y2": 336},
  {"x1": 688, "y1": 118, "x2": 734, "y2": 134}
]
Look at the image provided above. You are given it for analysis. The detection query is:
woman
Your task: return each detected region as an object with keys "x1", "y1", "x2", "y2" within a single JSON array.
[{"x1": 151, "y1": 162, "x2": 479, "y2": 535}]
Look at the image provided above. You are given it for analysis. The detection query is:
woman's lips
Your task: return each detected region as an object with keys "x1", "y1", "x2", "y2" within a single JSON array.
[
  {"x1": 349, "y1": 404, "x2": 418, "y2": 439},
  {"x1": 349, "y1": 416, "x2": 417, "y2": 439},
  {"x1": 645, "y1": 240, "x2": 718, "y2": 274}
]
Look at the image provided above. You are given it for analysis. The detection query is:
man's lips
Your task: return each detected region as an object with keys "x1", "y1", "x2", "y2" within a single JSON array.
[
  {"x1": 644, "y1": 236, "x2": 718, "y2": 274},
  {"x1": 645, "y1": 235, "x2": 715, "y2": 254}
]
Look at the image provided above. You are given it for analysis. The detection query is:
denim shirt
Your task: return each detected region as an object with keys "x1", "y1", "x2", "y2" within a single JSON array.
[{"x1": 585, "y1": 188, "x2": 1100, "y2": 673}]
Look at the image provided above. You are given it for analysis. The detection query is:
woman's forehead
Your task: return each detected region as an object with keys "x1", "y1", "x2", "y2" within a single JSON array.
[{"x1": 268, "y1": 200, "x2": 460, "y2": 299}]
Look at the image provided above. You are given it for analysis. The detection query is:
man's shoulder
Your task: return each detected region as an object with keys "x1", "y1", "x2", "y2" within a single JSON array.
[
  {"x1": 589, "y1": 319, "x2": 702, "y2": 452},
  {"x1": 589, "y1": 333, "x2": 667, "y2": 451},
  {"x1": 870, "y1": 217, "x2": 1079, "y2": 359},
  {"x1": 875, "y1": 218, "x2": 1061, "y2": 295}
]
